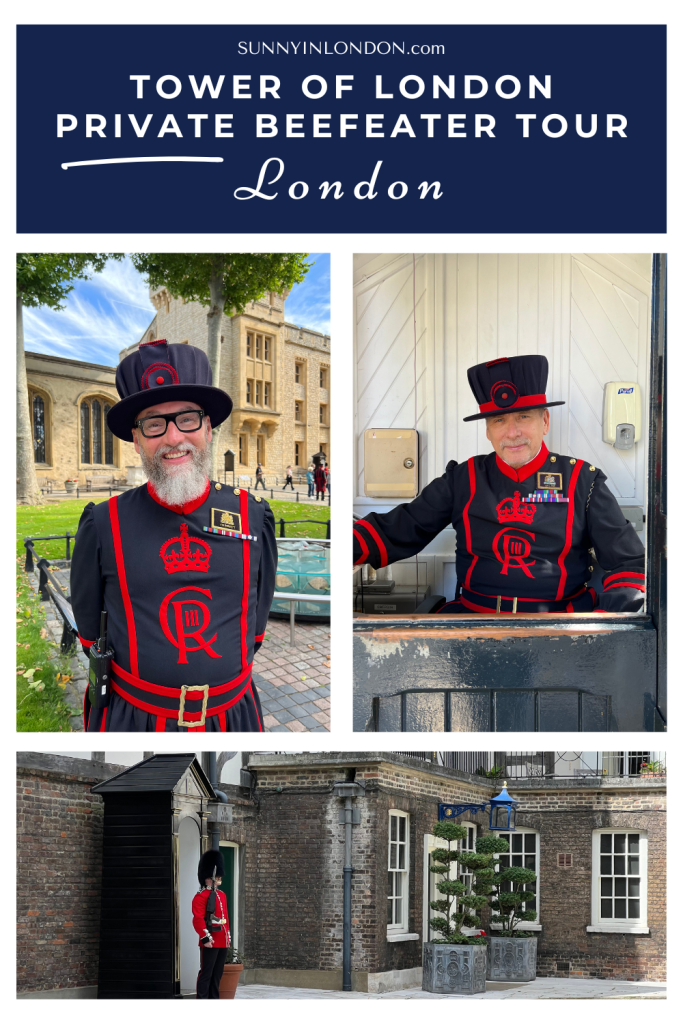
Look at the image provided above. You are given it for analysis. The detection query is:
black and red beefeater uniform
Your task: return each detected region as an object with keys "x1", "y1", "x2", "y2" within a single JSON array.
[
  {"x1": 353, "y1": 443, "x2": 645, "y2": 613},
  {"x1": 71, "y1": 478, "x2": 276, "y2": 731}
]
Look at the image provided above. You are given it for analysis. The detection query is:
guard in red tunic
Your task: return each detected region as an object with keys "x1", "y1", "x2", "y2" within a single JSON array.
[
  {"x1": 192, "y1": 849, "x2": 231, "y2": 1000},
  {"x1": 353, "y1": 355, "x2": 645, "y2": 613},
  {"x1": 71, "y1": 340, "x2": 277, "y2": 731}
]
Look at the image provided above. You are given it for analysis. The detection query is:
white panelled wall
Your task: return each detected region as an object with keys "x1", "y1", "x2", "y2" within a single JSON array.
[{"x1": 354, "y1": 253, "x2": 652, "y2": 601}]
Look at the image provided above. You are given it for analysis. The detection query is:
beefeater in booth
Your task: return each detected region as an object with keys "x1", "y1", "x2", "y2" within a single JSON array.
[
  {"x1": 192, "y1": 849, "x2": 230, "y2": 999},
  {"x1": 353, "y1": 355, "x2": 645, "y2": 614},
  {"x1": 70, "y1": 339, "x2": 277, "y2": 732}
]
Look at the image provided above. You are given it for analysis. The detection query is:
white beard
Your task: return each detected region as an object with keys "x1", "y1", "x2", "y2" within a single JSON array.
[{"x1": 140, "y1": 437, "x2": 212, "y2": 506}]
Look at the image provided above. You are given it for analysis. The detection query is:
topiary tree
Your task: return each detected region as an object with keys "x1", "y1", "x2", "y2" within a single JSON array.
[
  {"x1": 428, "y1": 822, "x2": 489, "y2": 946},
  {"x1": 477, "y1": 833, "x2": 538, "y2": 936}
]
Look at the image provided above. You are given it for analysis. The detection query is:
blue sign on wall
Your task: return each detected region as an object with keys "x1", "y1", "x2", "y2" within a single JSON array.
[{"x1": 16, "y1": 24, "x2": 666, "y2": 233}]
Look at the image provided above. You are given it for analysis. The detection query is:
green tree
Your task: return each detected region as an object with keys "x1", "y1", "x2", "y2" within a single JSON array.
[
  {"x1": 129, "y1": 253, "x2": 310, "y2": 477},
  {"x1": 428, "y1": 822, "x2": 489, "y2": 945},
  {"x1": 16, "y1": 253, "x2": 123, "y2": 504},
  {"x1": 477, "y1": 833, "x2": 538, "y2": 936}
]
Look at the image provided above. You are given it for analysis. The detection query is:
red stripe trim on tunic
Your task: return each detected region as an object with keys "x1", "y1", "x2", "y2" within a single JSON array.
[
  {"x1": 354, "y1": 520, "x2": 388, "y2": 568},
  {"x1": 155, "y1": 716, "x2": 166, "y2": 732},
  {"x1": 99, "y1": 708, "x2": 107, "y2": 732},
  {"x1": 219, "y1": 711, "x2": 227, "y2": 731},
  {"x1": 255, "y1": 631, "x2": 265, "y2": 643},
  {"x1": 248, "y1": 681, "x2": 264, "y2": 732},
  {"x1": 112, "y1": 660, "x2": 251, "y2": 697},
  {"x1": 79, "y1": 635, "x2": 95, "y2": 648},
  {"x1": 603, "y1": 571, "x2": 645, "y2": 586},
  {"x1": 353, "y1": 528, "x2": 370, "y2": 565},
  {"x1": 603, "y1": 581, "x2": 646, "y2": 593},
  {"x1": 555, "y1": 460, "x2": 583, "y2": 600},
  {"x1": 479, "y1": 394, "x2": 548, "y2": 414},
  {"x1": 108, "y1": 495, "x2": 139, "y2": 677},
  {"x1": 463, "y1": 459, "x2": 478, "y2": 589},
  {"x1": 240, "y1": 489, "x2": 250, "y2": 671},
  {"x1": 111, "y1": 677, "x2": 253, "y2": 721}
]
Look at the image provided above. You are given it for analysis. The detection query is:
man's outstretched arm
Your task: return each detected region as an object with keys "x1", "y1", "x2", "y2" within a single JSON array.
[
  {"x1": 353, "y1": 464, "x2": 457, "y2": 569},
  {"x1": 586, "y1": 472, "x2": 646, "y2": 612}
]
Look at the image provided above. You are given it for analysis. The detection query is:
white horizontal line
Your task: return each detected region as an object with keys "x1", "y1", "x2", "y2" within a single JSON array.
[{"x1": 61, "y1": 156, "x2": 224, "y2": 169}]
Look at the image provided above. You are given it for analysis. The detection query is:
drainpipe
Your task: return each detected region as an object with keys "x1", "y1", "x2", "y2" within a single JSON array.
[
  {"x1": 333, "y1": 779, "x2": 363, "y2": 992},
  {"x1": 206, "y1": 752, "x2": 228, "y2": 851}
]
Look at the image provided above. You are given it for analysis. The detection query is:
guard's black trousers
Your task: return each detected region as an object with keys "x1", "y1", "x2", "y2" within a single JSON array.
[{"x1": 196, "y1": 946, "x2": 227, "y2": 999}]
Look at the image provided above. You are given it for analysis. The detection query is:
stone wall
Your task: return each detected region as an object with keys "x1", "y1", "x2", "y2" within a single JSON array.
[{"x1": 25, "y1": 352, "x2": 140, "y2": 487}]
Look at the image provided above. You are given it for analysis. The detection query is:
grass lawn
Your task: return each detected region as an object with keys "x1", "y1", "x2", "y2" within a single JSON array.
[
  {"x1": 16, "y1": 566, "x2": 75, "y2": 732},
  {"x1": 16, "y1": 497, "x2": 109, "y2": 560},
  {"x1": 268, "y1": 499, "x2": 331, "y2": 539}
]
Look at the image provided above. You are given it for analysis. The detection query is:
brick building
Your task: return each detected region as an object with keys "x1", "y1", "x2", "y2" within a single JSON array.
[
  {"x1": 25, "y1": 286, "x2": 331, "y2": 489},
  {"x1": 17, "y1": 751, "x2": 666, "y2": 998}
]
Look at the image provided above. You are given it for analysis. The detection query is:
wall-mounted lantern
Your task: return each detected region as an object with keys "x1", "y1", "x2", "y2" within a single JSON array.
[{"x1": 439, "y1": 781, "x2": 519, "y2": 832}]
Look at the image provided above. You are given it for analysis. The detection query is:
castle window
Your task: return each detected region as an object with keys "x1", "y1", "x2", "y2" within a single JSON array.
[
  {"x1": 239, "y1": 434, "x2": 247, "y2": 465},
  {"x1": 80, "y1": 397, "x2": 115, "y2": 465},
  {"x1": 264, "y1": 383, "x2": 270, "y2": 407},
  {"x1": 320, "y1": 367, "x2": 329, "y2": 389},
  {"x1": 31, "y1": 393, "x2": 46, "y2": 463},
  {"x1": 295, "y1": 362, "x2": 303, "y2": 384},
  {"x1": 295, "y1": 442, "x2": 300, "y2": 466},
  {"x1": 246, "y1": 380, "x2": 253, "y2": 404},
  {"x1": 319, "y1": 404, "x2": 328, "y2": 425},
  {"x1": 256, "y1": 434, "x2": 265, "y2": 465},
  {"x1": 264, "y1": 336, "x2": 271, "y2": 362},
  {"x1": 295, "y1": 401, "x2": 303, "y2": 422},
  {"x1": 255, "y1": 381, "x2": 261, "y2": 406},
  {"x1": 246, "y1": 333, "x2": 253, "y2": 357},
  {"x1": 255, "y1": 334, "x2": 262, "y2": 359},
  {"x1": 590, "y1": 831, "x2": 648, "y2": 934},
  {"x1": 388, "y1": 811, "x2": 410, "y2": 934}
]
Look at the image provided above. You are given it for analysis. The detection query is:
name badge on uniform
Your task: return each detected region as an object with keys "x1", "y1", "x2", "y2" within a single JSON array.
[
  {"x1": 537, "y1": 471, "x2": 563, "y2": 491},
  {"x1": 211, "y1": 507, "x2": 242, "y2": 532}
]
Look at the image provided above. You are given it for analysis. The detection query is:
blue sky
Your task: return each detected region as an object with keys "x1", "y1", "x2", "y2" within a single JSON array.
[{"x1": 22, "y1": 252, "x2": 330, "y2": 366}]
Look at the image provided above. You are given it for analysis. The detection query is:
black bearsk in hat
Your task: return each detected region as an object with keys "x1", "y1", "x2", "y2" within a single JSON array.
[{"x1": 198, "y1": 848, "x2": 225, "y2": 887}]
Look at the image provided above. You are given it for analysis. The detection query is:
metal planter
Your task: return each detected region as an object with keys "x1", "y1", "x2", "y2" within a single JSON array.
[
  {"x1": 422, "y1": 942, "x2": 487, "y2": 994},
  {"x1": 487, "y1": 935, "x2": 537, "y2": 982}
]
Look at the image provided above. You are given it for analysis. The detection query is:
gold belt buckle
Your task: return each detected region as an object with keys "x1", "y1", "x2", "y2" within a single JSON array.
[{"x1": 178, "y1": 684, "x2": 210, "y2": 728}]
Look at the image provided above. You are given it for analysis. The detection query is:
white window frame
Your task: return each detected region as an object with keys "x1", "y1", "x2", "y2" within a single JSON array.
[
  {"x1": 491, "y1": 826, "x2": 542, "y2": 932},
  {"x1": 589, "y1": 829, "x2": 648, "y2": 934},
  {"x1": 388, "y1": 810, "x2": 410, "y2": 936}
]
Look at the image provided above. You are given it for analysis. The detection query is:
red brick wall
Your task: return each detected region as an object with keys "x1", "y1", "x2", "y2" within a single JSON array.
[{"x1": 17, "y1": 766, "x2": 105, "y2": 993}]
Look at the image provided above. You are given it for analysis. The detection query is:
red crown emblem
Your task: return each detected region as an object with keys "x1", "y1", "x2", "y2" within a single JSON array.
[
  {"x1": 496, "y1": 491, "x2": 536, "y2": 526},
  {"x1": 160, "y1": 522, "x2": 211, "y2": 574}
]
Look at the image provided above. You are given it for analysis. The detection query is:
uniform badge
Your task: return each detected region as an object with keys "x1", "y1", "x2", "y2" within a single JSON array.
[
  {"x1": 211, "y1": 507, "x2": 242, "y2": 532},
  {"x1": 537, "y1": 471, "x2": 562, "y2": 491}
]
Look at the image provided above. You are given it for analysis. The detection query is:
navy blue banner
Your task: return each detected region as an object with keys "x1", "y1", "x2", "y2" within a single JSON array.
[{"x1": 17, "y1": 24, "x2": 666, "y2": 233}]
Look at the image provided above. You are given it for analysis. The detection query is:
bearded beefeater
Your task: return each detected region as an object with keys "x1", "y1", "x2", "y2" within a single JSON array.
[
  {"x1": 71, "y1": 339, "x2": 277, "y2": 732},
  {"x1": 353, "y1": 354, "x2": 645, "y2": 613}
]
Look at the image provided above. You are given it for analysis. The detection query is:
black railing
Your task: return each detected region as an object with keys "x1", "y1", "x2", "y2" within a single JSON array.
[
  {"x1": 392, "y1": 751, "x2": 666, "y2": 779},
  {"x1": 23, "y1": 538, "x2": 78, "y2": 653},
  {"x1": 277, "y1": 518, "x2": 331, "y2": 539}
]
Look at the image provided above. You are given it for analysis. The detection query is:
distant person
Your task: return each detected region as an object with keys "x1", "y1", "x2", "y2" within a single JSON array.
[
  {"x1": 255, "y1": 462, "x2": 266, "y2": 490},
  {"x1": 306, "y1": 464, "x2": 314, "y2": 498},
  {"x1": 283, "y1": 465, "x2": 294, "y2": 491},
  {"x1": 314, "y1": 462, "x2": 327, "y2": 501},
  {"x1": 325, "y1": 463, "x2": 331, "y2": 496}
]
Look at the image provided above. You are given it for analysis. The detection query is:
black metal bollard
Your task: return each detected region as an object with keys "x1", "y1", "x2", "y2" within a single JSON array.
[
  {"x1": 279, "y1": 518, "x2": 286, "y2": 538},
  {"x1": 296, "y1": 491, "x2": 299, "y2": 503},
  {"x1": 326, "y1": 520, "x2": 331, "y2": 539},
  {"x1": 65, "y1": 531, "x2": 71, "y2": 561},
  {"x1": 24, "y1": 541, "x2": 34, "y2": 574},
  {"x1": 270, "y1": 488, "x2": 273, "y2": 499},
  {"x1": 37, "y1": 559, "x2": 50, "y2": 601}
]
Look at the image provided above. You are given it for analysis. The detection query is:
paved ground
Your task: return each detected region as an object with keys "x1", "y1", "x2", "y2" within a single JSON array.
[
  {"x1": 26, "y1": 563, "x2": 330, "y2": 732},
  {"x1": 235, "y1": 979, "x2": 666, "y2": 1000}
]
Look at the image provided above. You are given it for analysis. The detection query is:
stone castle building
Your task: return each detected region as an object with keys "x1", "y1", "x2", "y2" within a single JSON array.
[{"x1": 25, "y1": 288, "x2": 331, "y2": 488}]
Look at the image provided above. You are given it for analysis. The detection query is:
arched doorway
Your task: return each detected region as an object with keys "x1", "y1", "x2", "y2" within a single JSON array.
[{"x1": 178, "y1": 816, "x2": 201, "y2": 995}]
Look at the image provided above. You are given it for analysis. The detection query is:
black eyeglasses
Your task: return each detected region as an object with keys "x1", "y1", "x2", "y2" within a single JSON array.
[{"x1": 135, "y1": 409, "x2": 206, "y2": 438}]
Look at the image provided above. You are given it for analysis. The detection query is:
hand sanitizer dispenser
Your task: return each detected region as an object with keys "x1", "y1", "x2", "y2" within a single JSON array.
[{"x1": 602, "y1": 382, "x2": 641, "y2": 450}]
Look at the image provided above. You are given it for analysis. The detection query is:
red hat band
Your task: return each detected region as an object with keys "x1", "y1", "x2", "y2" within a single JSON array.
[{"x1": 478, "y1": 393, "x2": 548, "y2": 415}]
